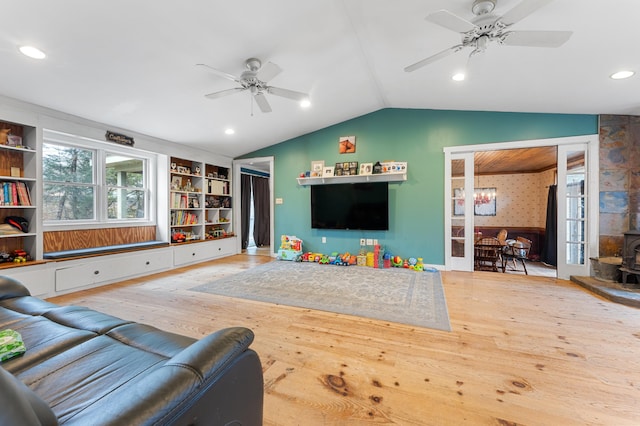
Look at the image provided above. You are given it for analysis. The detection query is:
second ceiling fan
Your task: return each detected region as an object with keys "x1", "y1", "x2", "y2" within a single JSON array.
[
  {"x1": 404, "y1": 0, "x2": 572, "y2": 73},
  {"x1": 198, "y1": 58, "x2": 309, "y2": 113}
]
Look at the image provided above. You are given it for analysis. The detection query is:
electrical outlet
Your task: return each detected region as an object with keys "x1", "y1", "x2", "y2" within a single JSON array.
[
  {"x1": 360, "y1": 238, "x2": 366, "y2": 246},
  {"x1": 373, "y1": 239, "x2": 378, "y2": 246},
  {"x1": 322, "y1": 237, "x2": 326, "y2": 243},
  {"x1": 366, "y1": 238, "x2": 373, "y2": 245}
]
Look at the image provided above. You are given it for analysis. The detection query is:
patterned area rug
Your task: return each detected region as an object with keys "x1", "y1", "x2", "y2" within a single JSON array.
[{"x1": 190, "y1": 261, "x2": 451, "y2": 331}]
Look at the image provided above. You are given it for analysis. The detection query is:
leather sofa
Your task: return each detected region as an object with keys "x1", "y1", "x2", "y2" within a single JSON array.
[{"x1": 0, "y1": 276, "x2": 263, "y2": 425}]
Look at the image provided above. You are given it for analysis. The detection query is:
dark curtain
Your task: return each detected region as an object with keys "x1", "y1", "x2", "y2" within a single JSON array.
[
  {"x1": 252, "y1": 176, "x2": 270, "y2": 247},
  {"x1": 541, "y1": 184, "x2": 557, "y2": 266},
  {"x1": 240, "y1": 174, "x2": 252, "y2": 249}
]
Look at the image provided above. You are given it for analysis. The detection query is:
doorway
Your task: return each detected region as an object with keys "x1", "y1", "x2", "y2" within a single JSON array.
[
  {"x1": 444, "y1": 135, "x2": 599, "y2": 279},
  {"x1": 233, "y1": 157, "x2": 275, "y2": 257}
]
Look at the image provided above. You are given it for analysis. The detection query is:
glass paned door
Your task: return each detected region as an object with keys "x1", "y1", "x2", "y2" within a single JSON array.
[
  {"x1": 557, "y1": 143, "x2": 594, "y2": 278},
  {"x1": 445, "y1": 152, "x2": 474, "y2": 271}
]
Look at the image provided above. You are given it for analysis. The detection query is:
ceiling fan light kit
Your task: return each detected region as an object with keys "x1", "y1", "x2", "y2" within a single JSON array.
[
  {"x1": 404, "y1": 0, "x2": 573, "y2": 73},
  {"x1": 198, "y1": 58, "x2": 310, "y2": 114}
]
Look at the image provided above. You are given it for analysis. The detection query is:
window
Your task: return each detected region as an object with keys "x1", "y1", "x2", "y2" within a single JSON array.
[{"x1": 43, "y1": 130, "x2": 155, "y2": 226}]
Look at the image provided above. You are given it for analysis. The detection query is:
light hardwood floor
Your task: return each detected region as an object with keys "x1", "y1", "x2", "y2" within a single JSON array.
[{"x1": 48, "y1": 255, "x2": 640, "y2": 425}]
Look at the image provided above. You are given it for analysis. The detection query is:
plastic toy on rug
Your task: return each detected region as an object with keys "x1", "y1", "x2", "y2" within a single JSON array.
[{"x1": 278, "y1": 234, "x2": 303, "y2": 261}]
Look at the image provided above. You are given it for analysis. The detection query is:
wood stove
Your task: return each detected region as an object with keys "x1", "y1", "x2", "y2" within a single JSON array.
[{"x1": 620, "y1": 230, "x2": 640, "y2": 285}]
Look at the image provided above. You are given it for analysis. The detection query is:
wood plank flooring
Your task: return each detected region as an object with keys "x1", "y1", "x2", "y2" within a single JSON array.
[{"x1": 48, "y1": 255, "x2": 640, "y2": 425}]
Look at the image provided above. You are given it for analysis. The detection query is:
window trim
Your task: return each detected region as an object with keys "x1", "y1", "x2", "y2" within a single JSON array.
[{"x1": 43, "y1": 130, "x2": 157, "y2": 230}]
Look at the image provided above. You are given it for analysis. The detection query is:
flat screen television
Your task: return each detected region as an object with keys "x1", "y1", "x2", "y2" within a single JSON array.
[{"x1": 311, "y1": 182, "x2": 388, "y2": 230}]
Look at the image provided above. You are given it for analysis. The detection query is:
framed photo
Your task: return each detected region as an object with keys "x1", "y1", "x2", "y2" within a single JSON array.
[
  {"x1": 176, "y1": 166, "x2": 188, "y2": 174},
  {"x1": 453, "y1": 188, "x2": 465, "y2": 216},
  {"x1": 311, "y1": 160, "x2": 324, "y2": 177},
  {"x1": 323, "y1": 166, "x2": 335, "y2": 177},
  {"x1": 339, "y1": 136, "x2": 356, "y2": 154},
  {"x1": 359, "y1": 163, "x2": 373, "y2": 175},
  {"x1": 474, "y1": 188, "x2": 497, "y2": 216},
  {"x1": 171, "y1": 176, "x2": 182, "y2": 191}
]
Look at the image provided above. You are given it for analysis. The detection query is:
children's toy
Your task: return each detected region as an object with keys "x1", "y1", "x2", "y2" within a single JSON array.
[
  {"x1": 391, "y1": 256, "x2": 403, "y2": 267},
  {"x1": 278, "y1": 235, "x2": 303, "y2": 261}
]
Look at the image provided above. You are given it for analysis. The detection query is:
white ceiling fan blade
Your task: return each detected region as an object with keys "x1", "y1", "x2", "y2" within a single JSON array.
[
  {"x1": 266, "y1": 86, "x2": 309, "y2": 102},
  {"x1": 196, "y1": 63, "x2": 242, "y2": 84},
  {"x1": 257, "y1": 62, "x2": 282, "y2": 83},
  {"x1": 426, "y1": 10, "x2": 477, "y2": 33},
  {"x1": 502, "y1": 30, "x2": 572, "y2": 48},
  {"x1": 253, "y1": 92, "x2": 272, "y2": 113},
  {"x1": 499, "y1": 0, "x2": 554, "y2": 26},
  {"x1": 404, "y1": 45, "x2": 465, "y2": 73},
  {"x1": 204, "y1": 87, "x2": 247, "y2": 100}
]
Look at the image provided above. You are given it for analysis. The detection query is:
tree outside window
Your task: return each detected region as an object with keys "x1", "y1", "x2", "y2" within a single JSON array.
[{"x1": 42, "y1": 143, "x2": 95, "y2": 221}]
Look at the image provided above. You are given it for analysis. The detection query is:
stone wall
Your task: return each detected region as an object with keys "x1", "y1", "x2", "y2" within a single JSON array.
[{"x1": 599, "y1": 115, "x2": 640, "y2": 256}]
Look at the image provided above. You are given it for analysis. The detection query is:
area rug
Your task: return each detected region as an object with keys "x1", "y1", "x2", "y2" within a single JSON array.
[{"x1": 190, "y1": 261, "x2": 451, "y2": 331}]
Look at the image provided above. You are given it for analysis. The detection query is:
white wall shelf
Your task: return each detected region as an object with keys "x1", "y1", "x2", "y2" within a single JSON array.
[{"x1": 297, "y1": 173, "x2": 406, "y2": 186}]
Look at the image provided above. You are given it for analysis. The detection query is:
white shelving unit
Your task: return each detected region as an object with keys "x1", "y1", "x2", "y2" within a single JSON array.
[
  {"x1": 297, "y1": 172, "x2": 406, "y2": 186},
  {"x1": 0, "y1": 120, "x2": 39, "y2": 264},
  {"x1": 169, "y1": 156, "x2": 233, "y2": 243}
]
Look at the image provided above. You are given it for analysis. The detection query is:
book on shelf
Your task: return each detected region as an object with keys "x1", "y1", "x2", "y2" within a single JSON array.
[{"x1": 0, "y1": 181, "x2": 32, "y2": 206}]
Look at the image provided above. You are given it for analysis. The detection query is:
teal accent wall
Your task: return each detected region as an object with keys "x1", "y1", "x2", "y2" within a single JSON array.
[{"x1": 241, "y1": 108, "x2": 597, "y2": 264}]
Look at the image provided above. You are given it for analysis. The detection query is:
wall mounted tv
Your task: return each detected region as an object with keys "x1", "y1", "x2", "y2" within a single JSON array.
[{"x1": 311, "y1": 182, "x2": 389, "y2": 230}]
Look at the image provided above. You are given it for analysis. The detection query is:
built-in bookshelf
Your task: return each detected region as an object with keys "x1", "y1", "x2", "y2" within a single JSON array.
[
  {"x1": 0, "y1": 120, "x2": 38, "y2": 264},
  {"x1": 169, "y1": 157, "x2": 233, "y2": 243}
]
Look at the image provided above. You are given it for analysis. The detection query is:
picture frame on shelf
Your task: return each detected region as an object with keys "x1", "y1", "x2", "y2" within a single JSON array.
[
  {"x1": 176, "y1": 166, "x2": 188, "y2": 174},
  {"x1": 323, "y1": 166, "x2": 335, "y2": 177},
  {"x1": 311, "y1": 160, "x2": 324, "y2": 177},
  {"x1": 359, "y1": 163, "x2": 373, "y2": 175},
  {"x1": 171, "y1": 176, "x2": 182, "y2": 191}
]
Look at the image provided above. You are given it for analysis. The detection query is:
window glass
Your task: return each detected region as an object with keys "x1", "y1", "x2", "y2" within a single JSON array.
[
  {"x1": 42, "y1": 143, "x2": 95, "y2": 221},
  {"x1": 43, "y1": 131, "x2": 154, "y2": 225}
]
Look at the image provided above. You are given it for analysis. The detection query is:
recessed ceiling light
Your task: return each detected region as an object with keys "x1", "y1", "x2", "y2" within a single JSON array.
[
  {"x1": 224, "y1": 128, "x2": 235, "y2": 135},
  {"x1": 452, "y1": 72, "x2": 465, "y2": 81},
  {"x1": 610, "y1": 70, "x2": 635, "y2": 80},
  {"x1": 300, "y1": 99, "x2": 311, "y2": 108},
  {"x1": 19, "y1": 45, "x2": 46, "y2": 59}
]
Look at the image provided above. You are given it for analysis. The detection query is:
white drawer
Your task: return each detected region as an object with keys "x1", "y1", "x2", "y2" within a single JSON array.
[
  {"x1": 55, "y1": 248, "x2": 173, "y2": 292},
  {"x1": 1, "y1": 264, "x2": 54, "y2": 298},
  {"x1": 173, "y1": 237, "x2": 236, "y2": 267}
]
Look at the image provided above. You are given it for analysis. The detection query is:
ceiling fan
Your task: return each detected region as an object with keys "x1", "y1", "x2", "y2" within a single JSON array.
[
  {"x1": 404, "y1": 0, "x2": 572, "y2": 73},
  {"x1": 197, "y1": 58, "x2": 309, "y2": 113}
]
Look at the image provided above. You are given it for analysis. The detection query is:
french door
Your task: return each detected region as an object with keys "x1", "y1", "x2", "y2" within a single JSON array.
[
  {"x1": 556, "y1": 143, "x2": 596, "y2": 279},
  {"x1": 444, "y1": 152, "x2": 475, "y2": 271},
  {"x1": 444, "y1": 135, "x2": 598, "y2": 278}
]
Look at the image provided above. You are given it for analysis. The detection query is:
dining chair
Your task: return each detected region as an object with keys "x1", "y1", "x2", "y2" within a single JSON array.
[
  {"x1": 474, "y1": 237, "x2": 503, "y2": 272},
  {"x1": 501, "y1": 236, "x2": 532, "y2": 274}
]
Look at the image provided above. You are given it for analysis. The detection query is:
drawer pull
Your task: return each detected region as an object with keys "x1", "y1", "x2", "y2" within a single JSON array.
[
  {"x1": 192, "y1": 252, "x2": 196, "y2": 256},
  {"x1": 145, "y1": 261, "x2": 150, "y2": 265},
  {"x1": 94, "y1": 270, "x2": 100, "y2": 275}
]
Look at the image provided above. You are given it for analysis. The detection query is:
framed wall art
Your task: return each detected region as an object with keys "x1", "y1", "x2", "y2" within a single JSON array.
[
  {"x1": 339, "y1": 136, "x2": 356, "y2": 154},
  {"x1": 474, "y1": 188, "x2": 497, "y2": 216}
]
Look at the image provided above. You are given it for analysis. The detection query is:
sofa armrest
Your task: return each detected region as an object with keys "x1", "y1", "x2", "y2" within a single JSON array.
[
  {"x1": 54, "y1": 327, "x2": 263, "y2": 426},
  {"x1": 0, "y1": 276, "x2": 31, "y2": 300},
  {"x1": 165, "y1": 326, "x2": 255, "y2": 380}
]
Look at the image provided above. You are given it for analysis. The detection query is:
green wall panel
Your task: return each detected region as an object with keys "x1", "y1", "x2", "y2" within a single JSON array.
[{"x1": 241, "y1": 108, "x2": 597, "y2": 264}]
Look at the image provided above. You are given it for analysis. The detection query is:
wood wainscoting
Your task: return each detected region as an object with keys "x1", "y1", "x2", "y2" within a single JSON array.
[{"x1": 44, "y1": 226, "x2": 157, "y2": 253}]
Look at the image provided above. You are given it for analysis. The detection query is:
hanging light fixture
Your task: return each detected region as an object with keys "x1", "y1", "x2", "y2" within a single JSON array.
[{"x1": 473, "y1": 163, "x2": 496, "y2": 205}]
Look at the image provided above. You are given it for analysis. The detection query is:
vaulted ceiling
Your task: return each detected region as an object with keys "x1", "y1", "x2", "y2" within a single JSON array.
[{"x1": 1, "y1": 1, "x2": 637, "y2": 158}]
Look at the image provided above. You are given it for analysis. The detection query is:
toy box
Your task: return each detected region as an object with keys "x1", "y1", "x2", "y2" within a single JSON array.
[
  {"x1": 278, "y1": 249, "x2": 302, "y2": 261},
  {"x1": 278, "y1": 235, "x2": 303, "y2": 260}
]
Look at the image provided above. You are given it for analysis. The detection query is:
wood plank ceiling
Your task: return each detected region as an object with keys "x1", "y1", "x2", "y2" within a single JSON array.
[{"x1": 452, "y1": 146, "x2": 558, "y2": 177}]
